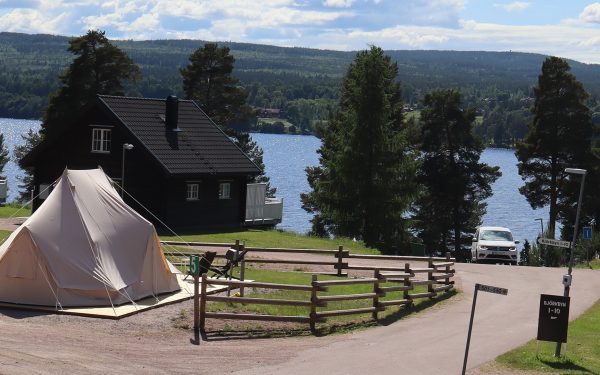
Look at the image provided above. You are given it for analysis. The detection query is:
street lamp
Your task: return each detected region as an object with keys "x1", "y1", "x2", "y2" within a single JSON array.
[
  {"x1": 121, "y1": 143, "x2": 134, "y2": 198},
  {"x1": 555, "y1": 167, "x2": 587, "y2": 357}
]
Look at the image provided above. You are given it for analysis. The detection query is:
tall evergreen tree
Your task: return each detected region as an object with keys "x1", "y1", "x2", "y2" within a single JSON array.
[
  {"x1": 0, "y1": 133, "x2": 8, "y2": 179},
  {"x1": 412, "y1": 90, "x2": 501, "y2": 256},
  {"x1": 14, "y1": 129, "x2": 42, "y2": 202},
  {"x1": 181, "y1": 43, "x2": 275, "y2": 195},
  {"x1": 42, "y1": 30, "x2": 139, "y2": 137},
  {"x1": 301, "y1": 46, "x2": 419, "y2": 252},
  {"x1": 516, "y1": 57, "x2": 596, "y2": 237}
]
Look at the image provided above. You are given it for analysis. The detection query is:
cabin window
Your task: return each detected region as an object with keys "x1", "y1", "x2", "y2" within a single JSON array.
[
  {"x1": 91, "y1": 128, "x2": 111, "y2": 153},
  {"x1": 218, "y1": 182, "x2": 231, "y2": 200},
  {"x1": 187, "y1": 183, "x2": 199, "y2": 200}
]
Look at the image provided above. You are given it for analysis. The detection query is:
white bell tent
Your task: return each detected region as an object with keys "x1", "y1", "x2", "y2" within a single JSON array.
[{"x1": 0, "y1": 168, "x2": 180, "y2": 308}]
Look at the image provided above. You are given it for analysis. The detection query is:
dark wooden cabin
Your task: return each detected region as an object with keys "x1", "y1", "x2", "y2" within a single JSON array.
[{"x1": 22, "y1": 95, "x2": 261, "y2": 229}]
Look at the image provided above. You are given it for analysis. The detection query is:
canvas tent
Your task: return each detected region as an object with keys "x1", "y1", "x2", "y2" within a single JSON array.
[{"x1": 0, "y1": 168, "x2": 180, "y2": 307}]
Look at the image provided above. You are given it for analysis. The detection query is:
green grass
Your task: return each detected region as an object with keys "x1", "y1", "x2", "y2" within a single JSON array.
[
  {"x1": 0, "y1": 230, "x2": 10, "y2": 245},
  {"x1": 575, "y1": 259, "x2": 600, "y2": 270},
  {"x1": 496, "y1": 298, "x2": 600, "y2": 374},
  {"x1": 160, "y1": 228, "x2": 380, "y2": 255},
  {"x1": 203, "y1": 266, "x2": 456, "y2": 335},
  {"x1": 0, "y1": 203, "x2": 30, "y2": 218}
]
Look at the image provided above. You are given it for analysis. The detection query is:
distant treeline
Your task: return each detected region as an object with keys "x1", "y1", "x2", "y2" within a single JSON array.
[{"x1": 2, "y1": 32, "x2": 600, "y2": 141}]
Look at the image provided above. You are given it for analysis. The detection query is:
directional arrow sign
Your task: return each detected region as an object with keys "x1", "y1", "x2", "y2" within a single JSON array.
[
  {"x1": 537, "y1": 237, "x2": 571, "y2": 249},
  {"x1": 477, "y1": 283, "x2": 508, "y2": 295}
]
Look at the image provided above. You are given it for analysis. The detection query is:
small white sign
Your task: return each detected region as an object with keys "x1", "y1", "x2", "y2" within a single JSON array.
[{"x1": 537, "y1": 237, "x2": 571, "y2": 249}]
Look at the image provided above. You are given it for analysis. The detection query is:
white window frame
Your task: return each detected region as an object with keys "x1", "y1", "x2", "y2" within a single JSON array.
[
  {"x1": 187, "y1": 183, "x2": 200, "y2": 201},
  {"x1": 218, "y1": 181, "x2": 231, "y2": 200},
  {"x1": 91, "y1": 128, "x2": 112, "y2": 153}
]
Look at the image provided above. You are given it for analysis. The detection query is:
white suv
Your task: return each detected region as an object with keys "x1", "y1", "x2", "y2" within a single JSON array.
[{"x1": 471, "y1": 226, "x2": 519, "y2": 265}]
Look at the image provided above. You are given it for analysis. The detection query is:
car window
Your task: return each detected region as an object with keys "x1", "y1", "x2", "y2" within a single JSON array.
[{"x1": 480, "y1": 230, "x2": 513, "y2": 241}]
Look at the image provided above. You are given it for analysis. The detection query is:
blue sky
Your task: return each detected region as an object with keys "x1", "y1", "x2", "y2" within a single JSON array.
[{"x1": 2, "y1": 1, "x2": 600, "y2": 63}]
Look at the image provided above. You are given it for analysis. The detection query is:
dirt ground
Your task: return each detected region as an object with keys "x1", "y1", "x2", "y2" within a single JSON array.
[{"x1": 1, "y1": 223, "x2": 599, "y2": 374}]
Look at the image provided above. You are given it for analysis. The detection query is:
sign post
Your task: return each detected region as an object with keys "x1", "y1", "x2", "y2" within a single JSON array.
[
  {"x1": 189, "y1": 255, "x2": 201, "y2": 331},
  {"x1": 462, "y1": 283, "x2": 508, "y2": 375}
]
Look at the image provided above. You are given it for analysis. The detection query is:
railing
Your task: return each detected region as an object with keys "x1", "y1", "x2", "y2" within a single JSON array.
[
  {"x1": 162, "y1": 241, "x2": 453, "y2": 278},
  {"x1": 194, "y1": 256, "x2": 455, "y2": 333}
]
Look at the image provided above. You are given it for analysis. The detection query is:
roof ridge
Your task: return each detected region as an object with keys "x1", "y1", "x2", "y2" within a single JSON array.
[{"x1": 97, "y1": 94, "x2": 195, "y2": 103}]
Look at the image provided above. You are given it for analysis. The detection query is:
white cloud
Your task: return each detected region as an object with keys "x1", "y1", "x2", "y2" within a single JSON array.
[
  {"x1": 323, "y1": 0, "x2": 355, "y2": 8},
  {"x1": 494, "y1": 2, "x2": 531, "y2": 12},
  {"x1": 0, "y1": 8, "x2": 69, "y2": 34},
  {"x1": 580, "y1": 3, "x2": 600, "y2": 24}
]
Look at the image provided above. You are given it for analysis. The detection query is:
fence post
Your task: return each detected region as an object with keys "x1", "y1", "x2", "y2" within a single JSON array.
[
  {"x1": 404, "y1": 263, "x2": 412, "y2": 307},
  {"x1": 373, "y1": 269, "x2": 380, "y2": 320},
  {"x1": 310, "y1": 274, "x2": 318, "y2": 333},
  {"x1": 336, "y1": 245, "x2": 344, "y2": 277},
  {"x1": 428, "y1": 256, "x2": 435, "y2": 299},
  {"x1": 194, "y1": 272, "x2": 200, "y2": 332},
  {"x1": 445, "y1": 252, "x2": 451, "y2": 292},
  {"x1": 239, "y1": 242, "x2": 246, "y2": 297},
  {"x1": 199, "y1": 273, "x2": 207, "y2": 332}
]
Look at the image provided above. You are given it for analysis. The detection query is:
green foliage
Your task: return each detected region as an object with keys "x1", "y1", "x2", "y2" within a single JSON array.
[
  {"x1": 0, "y1": 203, "x2": 30, "y2": 218},
  {"x1": 412, "y1": 90, "x2": 501, "y2": 256},
  {"x1": 302, "y1": 46, "x2": 419, "y2": 253},
  {"x1": 181, "y1": 42, "x2": 253, "y2": 126},
  {"x1": 517, "y1": 57, "x2": 597, "y2": 239},
  {"x1": 0, "y1": 132, "x2": 8, "y2": 178},
  {"x1": 13, "y1": 128, "x2": 42, "y2": 202},
  {"x1": 496, "y1": 298, "x2": 600, "y2": 374},
  {"x1": 181, "y1": 43, "x2": 275, "y2": 196},
  {"x1": 42, "y1": 30, "x2": 140, "y2": 137}
]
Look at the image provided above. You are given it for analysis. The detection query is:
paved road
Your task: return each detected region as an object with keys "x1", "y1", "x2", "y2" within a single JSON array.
[{"x1": 236, "y1": 263, "x2": 600, "y2": 375}]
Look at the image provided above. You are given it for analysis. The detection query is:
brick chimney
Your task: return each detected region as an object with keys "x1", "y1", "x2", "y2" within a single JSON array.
[{"x1": 165, "y1": 95, "x2": 180, "y2": 131}]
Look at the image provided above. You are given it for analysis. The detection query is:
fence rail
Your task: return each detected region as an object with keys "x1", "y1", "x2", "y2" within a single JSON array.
[{"x1": 195, "y1": 253, "x2": 455, "y2": 333}]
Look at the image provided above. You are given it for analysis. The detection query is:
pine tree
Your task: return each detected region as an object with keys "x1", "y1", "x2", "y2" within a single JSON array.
[
  {"x1": 301, "y1": 46, "x2": 419, "y2": 252},
  {"x1": 516, "y1": 57, "x2": 596, "y2": 237},
  {"x1": 181, "y1": 43, "x2": 275, "y2": 195},
  {"x1": 412, "y1": 90, "x2": 501, "y2": 257},
  {"x1": 42, "y1": 30, "x2": 139, "y2": 137},
  {"x1": 14, "y1": 129, "x2": 42, "y2": 202}
]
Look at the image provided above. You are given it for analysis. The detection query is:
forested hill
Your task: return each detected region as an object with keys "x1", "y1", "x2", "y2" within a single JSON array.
[{"x1": 2, "y1": 31, "x2": 600, "y2": 123}]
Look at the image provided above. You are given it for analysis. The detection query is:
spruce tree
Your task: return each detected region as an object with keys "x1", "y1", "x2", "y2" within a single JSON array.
[
  {"x1": 14, "y1": 129, "x2": 42, "y2": 202},
  {"x1": 516, "y1": 57, "x2": 596, "y2": 237},
  {"x1": 301, "y1": 46, "x2": 418, "y2": 252},
  {"x1": 181, "y1": 43, "x2": 275, "y2": 196},
  {"x1": 0, "y1": 133, "x2": 8, "y2": 179},
  {"x1": 412, "y1": 90, "x2": 500, "y2": 257}
]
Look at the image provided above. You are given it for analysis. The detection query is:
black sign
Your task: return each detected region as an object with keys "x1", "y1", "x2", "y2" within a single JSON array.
[{"x1": 537, "y1": 294, "x2": 570, "y2": 343}]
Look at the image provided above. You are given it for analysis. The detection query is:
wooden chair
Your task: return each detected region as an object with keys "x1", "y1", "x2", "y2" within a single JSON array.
[
  {"x1": 210, "y1": 247, "x2": 249, "y2": 279},
  {"x1": 185, "y1": 251, "x2": 217, "y2": 280}
]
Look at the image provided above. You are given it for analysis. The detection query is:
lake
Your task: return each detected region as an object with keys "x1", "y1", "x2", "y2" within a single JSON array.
[{"x1": 1, "y1": 118, "x2": 547, "y2": 245}]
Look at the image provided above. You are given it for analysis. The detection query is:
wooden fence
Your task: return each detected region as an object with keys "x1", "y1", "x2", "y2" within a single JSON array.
[
  {"x1": 193, "y1": 255, "x2": 455, "y2": 333},
  {"x1": 162, "y1": 240, "x2": 453, "y2": 278}
]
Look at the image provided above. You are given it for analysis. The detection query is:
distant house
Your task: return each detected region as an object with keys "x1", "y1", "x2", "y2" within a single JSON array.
[
  {"x1": 22, "y1": 95, "x2": 279, "y2": 229},
  {"x1": 259, "y1": 108, "x2": 285, "y2": 118}
]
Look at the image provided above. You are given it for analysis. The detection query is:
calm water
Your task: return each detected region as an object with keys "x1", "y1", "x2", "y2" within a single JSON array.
[{"x1": 0, "y1": 118, "x2": 547, "y2": 245}]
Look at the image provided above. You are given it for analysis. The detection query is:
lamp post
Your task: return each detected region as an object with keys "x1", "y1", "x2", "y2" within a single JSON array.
[
  {"x1": 555, "y1": 167, "x2": 586, "y2": 357},
  {"x1": 121, "y1": 143, "x2": 134, "y2": 198}
]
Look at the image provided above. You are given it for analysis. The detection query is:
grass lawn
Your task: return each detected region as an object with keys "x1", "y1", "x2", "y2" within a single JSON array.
[
  {"x1": 496, "y1": 298, "x2": 600, "y2": 374},
  {"x1": 199, "y1": 266, "x2": 456, "y2": 335},
  {"x1": 575, "y1": 259, "x2": 600, "y2": 270},
  {"x1": 160, "y1": 228, "x2": 380, "y2": 255},
  {"x1": 0, "y1": 230, "x2": 10, "y2": 245},
  {"x1": 0, "y1": 204, "x2": 30, "y2": 218}
]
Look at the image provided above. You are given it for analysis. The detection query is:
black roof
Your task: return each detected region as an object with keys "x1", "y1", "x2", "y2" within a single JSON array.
[{"x1": 98, "y1": 95, "x2": 261, "y2": 176}]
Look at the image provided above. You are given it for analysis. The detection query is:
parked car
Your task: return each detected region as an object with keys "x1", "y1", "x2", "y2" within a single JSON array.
[{"x1": 471, "y1": 226, "x2": 519, "y2": 265}]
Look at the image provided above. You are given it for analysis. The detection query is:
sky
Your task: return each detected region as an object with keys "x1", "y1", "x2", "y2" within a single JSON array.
[{"x1": 2, "y1": 1, "x2": 600, "y2": 63}]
